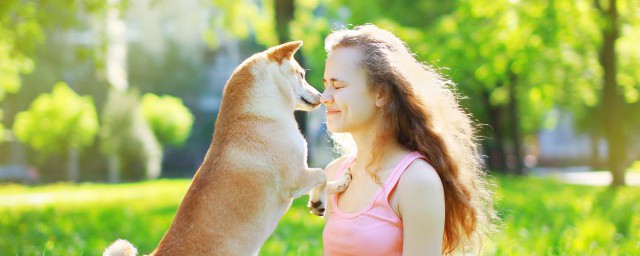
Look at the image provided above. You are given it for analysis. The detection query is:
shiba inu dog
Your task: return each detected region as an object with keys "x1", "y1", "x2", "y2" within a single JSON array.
[{"x1": 104, "y1": 41, "x2": 351, "y2": 256}]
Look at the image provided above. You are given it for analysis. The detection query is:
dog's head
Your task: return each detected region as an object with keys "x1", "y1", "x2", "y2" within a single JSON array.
[{"x1": 264, "y1": 41, "x2": 322, "y2": 111}]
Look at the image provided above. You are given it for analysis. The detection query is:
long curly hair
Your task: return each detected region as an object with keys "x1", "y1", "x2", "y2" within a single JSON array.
[{"x1": 325, "y1": 24, "x2": 496, "y2": 254}]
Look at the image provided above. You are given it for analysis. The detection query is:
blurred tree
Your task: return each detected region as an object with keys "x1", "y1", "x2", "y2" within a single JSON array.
[
  {"x1": 100, "y1": 89, "x2": 162, "y2": 182},
  {"x1": 581, "y1": 0, "x2": 639, "y2": 186},
  {"x1": 422, "y1": 1, "x2": 563, "y2": 175},
  {"x1": 545, "y1": 0, "x2": 639, "y2": 186},
  {"x1": 0, "y1": 0, "x2": 110, "y2": 134},
  {"x1": 206, "y1": 0, "x2": 278, "y2": 48},
  {"x1": 206, "y1": 0, "x2": 330, "y2": 151},
  {"x1": 0, "y1": 1, "x2": 41, "y2": 99},
  {"x1": 1, "y1": 0, "x2": 112, "y2": 171},
  {"x1": 0, "y1": 1, "x2": 41, "y2": 143},
  {"x1": 12, "y1": 82, "x2": 99, "y2": 182},
  {"x1": 141, "y1": 93, "x2": 195, "y2": 147}
]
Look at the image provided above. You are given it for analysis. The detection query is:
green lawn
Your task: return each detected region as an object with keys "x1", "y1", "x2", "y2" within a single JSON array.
[{"x1": 0, "y1": 176, "x2": 638, "y2": 255}]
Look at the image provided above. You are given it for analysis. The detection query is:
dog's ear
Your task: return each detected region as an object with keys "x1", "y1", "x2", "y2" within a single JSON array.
[{"x1": 267, "y1": 41, "x2": 303, "y2": 63}]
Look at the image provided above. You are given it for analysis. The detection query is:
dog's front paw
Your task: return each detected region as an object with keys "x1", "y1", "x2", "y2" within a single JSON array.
[
  {"x1": 307, "y1": 200, "x2": 326, "y2": 216},
  {"x1": 335, "y1": 171, "x2": 352, "y2": 193}
]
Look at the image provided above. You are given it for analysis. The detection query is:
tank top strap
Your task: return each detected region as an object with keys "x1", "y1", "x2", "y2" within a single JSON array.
[
  {"x1": 333, "y1": 155, "x2": 357, "y2": 180},
  {"x1": 382, "y1": 151, "x2": 425, "y2": 197}
]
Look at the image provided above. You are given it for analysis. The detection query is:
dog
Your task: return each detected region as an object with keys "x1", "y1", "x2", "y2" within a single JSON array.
[{"x1": 104, "y1": 41, "x2": 351, "y2": 256}]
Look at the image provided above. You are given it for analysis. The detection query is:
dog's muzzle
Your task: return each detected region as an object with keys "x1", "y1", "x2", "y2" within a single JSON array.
[{"x1": 300, "y1": 94, "x2": 321, "y2": 108}]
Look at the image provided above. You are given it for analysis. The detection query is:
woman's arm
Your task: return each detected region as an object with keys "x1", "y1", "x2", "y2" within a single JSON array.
[{"x1": 397, "y1": 160, "x2": 446, "y2": 256}]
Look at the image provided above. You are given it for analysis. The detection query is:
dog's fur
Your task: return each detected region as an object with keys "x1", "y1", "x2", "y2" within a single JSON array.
[{"x1": 104, "y1": 41, "x2": 350, "y2": 256}]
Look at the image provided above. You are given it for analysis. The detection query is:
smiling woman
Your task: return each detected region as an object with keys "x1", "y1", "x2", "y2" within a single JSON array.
[
  {"x1": 319, "y1": 24, "x2": 497, "y2": 255},
  {"x1": 322, "y1": 47, "x2": 379, "y2": 135}
]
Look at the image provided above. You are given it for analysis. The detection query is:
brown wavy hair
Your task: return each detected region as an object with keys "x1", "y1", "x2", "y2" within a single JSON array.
[{"x1": 325, "y1": 24, "x2": 496, "y2": 254}]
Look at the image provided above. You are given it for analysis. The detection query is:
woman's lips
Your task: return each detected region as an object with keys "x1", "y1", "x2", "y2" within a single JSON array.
[{"x1": 326, "y1": 109, "x2": 341, "y2": 115}]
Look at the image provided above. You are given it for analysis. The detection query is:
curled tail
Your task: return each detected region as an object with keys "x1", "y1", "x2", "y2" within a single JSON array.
[{"x1": 103, "y1": 239, "x2": 138, "y2": 256}]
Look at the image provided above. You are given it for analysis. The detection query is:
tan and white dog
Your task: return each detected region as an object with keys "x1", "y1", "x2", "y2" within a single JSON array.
[{"x1": 104, "y1": 41, "x2": 350, "y2": 256}]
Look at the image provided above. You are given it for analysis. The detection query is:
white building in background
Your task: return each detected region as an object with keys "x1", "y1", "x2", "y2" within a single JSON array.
[{"x1": 536, "y1": 109, "x2": 607, "y2": 167}]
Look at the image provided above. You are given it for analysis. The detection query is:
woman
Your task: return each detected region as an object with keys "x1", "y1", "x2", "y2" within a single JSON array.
[{"x1": 320, "y1": 24, "x2": 495, "y2": 255}]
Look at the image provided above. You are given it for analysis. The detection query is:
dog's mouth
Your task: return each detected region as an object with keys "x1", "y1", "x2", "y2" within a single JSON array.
[
  {"x1": 297, "y1": 92, "x2": 321, "y2": 111},
  {"x1": 300, "y1": 96, "x2": 315, "y2": 106}
]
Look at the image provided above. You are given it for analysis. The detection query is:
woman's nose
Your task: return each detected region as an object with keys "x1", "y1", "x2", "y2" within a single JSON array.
[{"x1": 320, "y1": 89, "x2": 333, "y2": 105}]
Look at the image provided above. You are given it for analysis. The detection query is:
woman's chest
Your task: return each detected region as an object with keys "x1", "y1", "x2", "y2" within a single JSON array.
[{"x1": 337, "y1": 173, "x2": 400, "y2": 216}]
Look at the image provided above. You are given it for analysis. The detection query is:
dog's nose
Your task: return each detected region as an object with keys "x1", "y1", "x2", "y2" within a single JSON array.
[{"x1": 311, "y1": 92, "x2": 322, "y2": 104}]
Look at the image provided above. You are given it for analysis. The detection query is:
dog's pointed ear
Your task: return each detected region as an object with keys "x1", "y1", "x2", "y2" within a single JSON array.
[{"x1": 267, "y1": 41, "x2": 303, "y2": 63}]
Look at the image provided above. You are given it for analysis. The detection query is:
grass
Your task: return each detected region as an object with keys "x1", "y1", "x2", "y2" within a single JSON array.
[{"x1": 0, "y1": 176, "x2": 638, "y2": 255}]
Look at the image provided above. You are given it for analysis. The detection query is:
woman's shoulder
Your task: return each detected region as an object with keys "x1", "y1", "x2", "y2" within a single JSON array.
[
  {"x1": 324, "y1": 155, "x2": 351, "y2": 180},
  {"x1": 395, "y1": 158, "x2": 445, "y2": 219},
  {"x1": 398, "y1": 158, "x2": 444, "y2": 198}
]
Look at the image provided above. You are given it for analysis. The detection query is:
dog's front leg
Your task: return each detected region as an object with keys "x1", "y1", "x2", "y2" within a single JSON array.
[
  {"x1": 292, "y1": 168, "x2": 327, "y2": 199},
  {"x1": 308, "y1": 169, "x2": 352, "y2": 216}
]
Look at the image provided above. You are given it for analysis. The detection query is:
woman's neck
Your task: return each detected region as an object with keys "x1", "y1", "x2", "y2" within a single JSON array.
[{"x1": 350, "y1": 125, "x2": 408, "y2": 172}]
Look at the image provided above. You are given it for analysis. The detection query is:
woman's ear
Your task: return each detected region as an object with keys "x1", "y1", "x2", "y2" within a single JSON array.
[{"x1": 375, "y1": 91, "x2": 386, "y2": 107}]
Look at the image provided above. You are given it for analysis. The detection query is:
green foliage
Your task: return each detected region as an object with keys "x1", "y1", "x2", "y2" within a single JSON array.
[
  {"x1": 0, "y1": 1, "x2": 41, "y2": 101},
  {"x1": 417, "y1": 0, "x2": 563, "y2": 136},
  {"x1": 12, "y1": 82, "x2": 99, "y2": 154},
  {"x1": 141, "y1": 93, "x2": 194, "y2": 147},
  {"x1": 1, "y1": 176, "x2": 639, "y2": 255},
  {"x1": 206, "y1": 0, "x2": 278, "y2": 48},
  {"x1": 630, "y1": 161, "x2": 640, "y2": 173},
  {"x1": 0, "y1": 0, "x2": 111, "y2": 102}
]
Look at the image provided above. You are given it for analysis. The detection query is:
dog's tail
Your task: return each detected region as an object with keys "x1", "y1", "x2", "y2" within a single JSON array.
[{"x1": 103, "y1": 239, "x2": 138, "y2": 256}]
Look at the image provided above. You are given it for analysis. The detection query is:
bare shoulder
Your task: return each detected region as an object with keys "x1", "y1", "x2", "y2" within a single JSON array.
[
  {"x1": 324, "y1": 155, "x2": 351, "y2": 181},
  {"x1": 400, "y1": 159, "x2": 443, "y2": 189},
  {"x1": 397, "y1": 159, "x2": 445, "y2": 209},
  {"x1": 396, "y1": 159, "x2": 446, "y2": 256}
]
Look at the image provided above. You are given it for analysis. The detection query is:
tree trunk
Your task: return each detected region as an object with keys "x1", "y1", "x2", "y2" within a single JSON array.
[
  {"x1": 507, "y1": 69, "x2": 525, "y2": 175},
  {"x1": 108, "y1": 154, "x2": 120, "y2": 183},
  {"x1": 481, "y1": 89, "x2": 508, "y2": 173},
  {"x1": 597, "y1": 0, "x2": 626, "y2": 187},
  {"x1": 589, "y1": 133, "x2": 600, "y2": 169},
  {"x1": 68, "y1": 146, "x2": 79, "y2": 182},
  {"x1": 106, "y1": 0, "x2": 128, "y2": 91},
  {"x1": 274, "y1": 0, "x2": 309, "y2": 148}
]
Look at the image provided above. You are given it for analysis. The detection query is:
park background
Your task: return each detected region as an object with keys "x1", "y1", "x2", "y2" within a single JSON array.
[{"x1": 0, "y1": 0, "x2": 639, "y2": 254}]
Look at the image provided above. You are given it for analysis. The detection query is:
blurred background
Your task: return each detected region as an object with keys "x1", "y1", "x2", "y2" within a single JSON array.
[{"x1": 0, "y1": 0, "x2": 639, "y2": 255}]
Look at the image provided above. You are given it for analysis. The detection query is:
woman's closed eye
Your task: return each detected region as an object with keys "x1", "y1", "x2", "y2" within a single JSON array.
[{"x1": 333, "y1": 81, "x2": 346, "y2": 90}]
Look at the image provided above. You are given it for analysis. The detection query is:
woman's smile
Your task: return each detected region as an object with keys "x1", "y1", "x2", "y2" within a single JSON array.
[{"x1": 326, "y1": 108, "x2": 341, "y2": 115}]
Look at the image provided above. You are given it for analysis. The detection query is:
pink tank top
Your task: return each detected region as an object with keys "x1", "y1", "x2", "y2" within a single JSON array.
[{"x1": 322, "y1": 151, "x2": 426, "y2": 256}]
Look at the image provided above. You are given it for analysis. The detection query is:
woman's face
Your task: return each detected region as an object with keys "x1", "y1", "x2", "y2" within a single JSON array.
[{"x1": 321, "y1": 47, "x2": 380, "y2": 134}]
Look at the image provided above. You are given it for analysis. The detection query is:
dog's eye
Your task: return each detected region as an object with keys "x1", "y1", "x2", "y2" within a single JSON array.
[{"x1": 300, "y1": 73, "x2": 304, "y2": 79}]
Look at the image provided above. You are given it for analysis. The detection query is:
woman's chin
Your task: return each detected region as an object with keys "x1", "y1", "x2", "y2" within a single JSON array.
[{"x1": 326, "y1": 123, "x2": 345, "y2": 134}]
